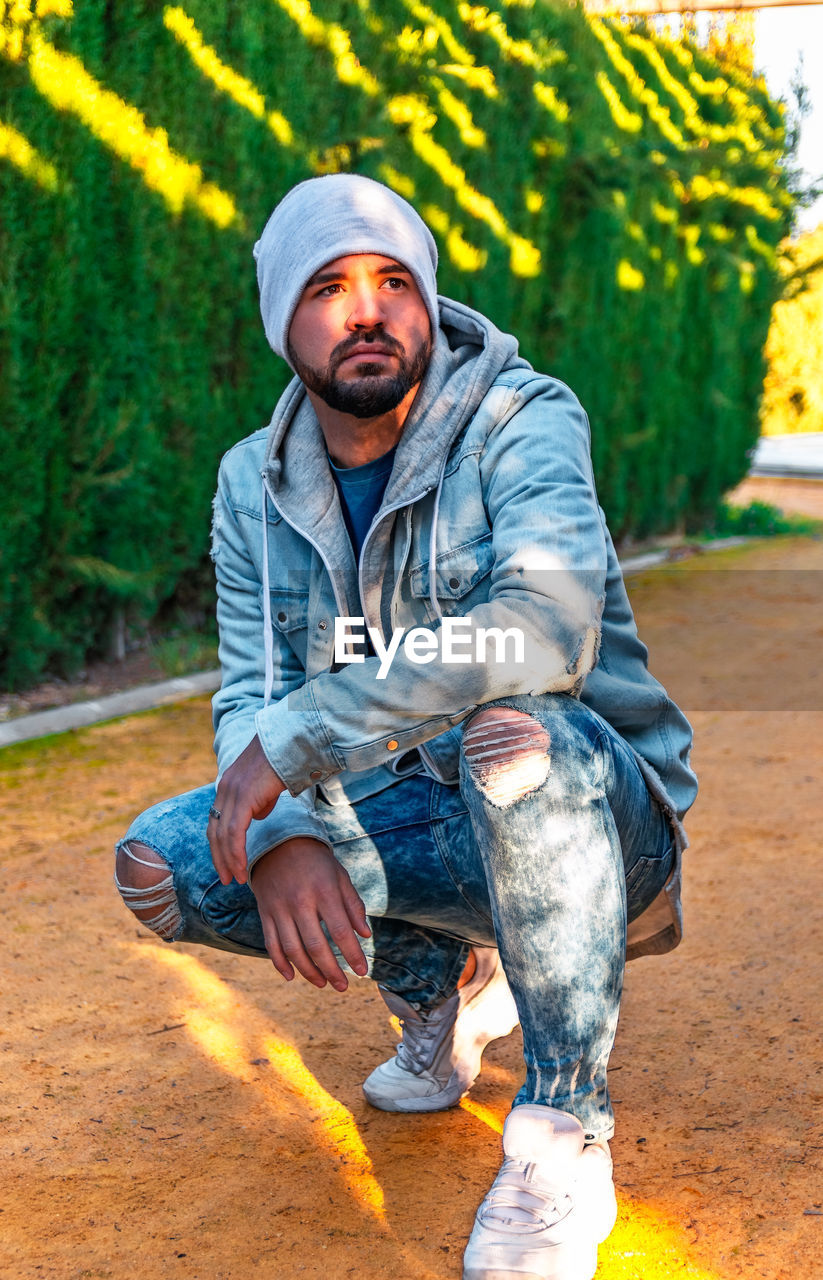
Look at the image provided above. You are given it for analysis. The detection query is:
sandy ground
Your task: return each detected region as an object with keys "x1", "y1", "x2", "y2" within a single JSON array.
[{"x1": 2, "y1": 534, "x2": 822, "y2": 1280}]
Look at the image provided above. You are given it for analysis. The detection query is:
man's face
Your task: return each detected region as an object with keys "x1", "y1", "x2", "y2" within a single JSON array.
[{"x1": 287, "y1": 253, "x2": 432, "y2": 418}]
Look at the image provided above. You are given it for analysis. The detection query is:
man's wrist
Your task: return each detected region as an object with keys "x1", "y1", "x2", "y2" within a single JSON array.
[{"x1": 248, "y1": 835, "x2": 334, "y2": 886}]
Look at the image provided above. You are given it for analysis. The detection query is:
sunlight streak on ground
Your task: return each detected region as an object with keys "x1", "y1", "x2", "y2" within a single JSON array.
[
  {"x1": 261, "y1": 1034, "x2": 385, "y2": 1216},
  {"x1": 147, "y1": 947, "x2": 385, "y2": 1219},
  {"x1": 600, "y1": 1198, "x2": 725, "y2": 1279},
  {"x1": 459, "y1": 1097, "x2": 504, "y2": 1134}
]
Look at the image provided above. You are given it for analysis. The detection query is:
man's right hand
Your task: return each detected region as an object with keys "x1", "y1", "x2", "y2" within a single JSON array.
[{"x1": 250, "y1": 837, "x2": 371, "y2": 992}]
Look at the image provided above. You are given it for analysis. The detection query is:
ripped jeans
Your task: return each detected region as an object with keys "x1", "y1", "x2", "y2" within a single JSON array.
[{"x1": 116, "y1": 693, "x2": 674, "y2": 1141}]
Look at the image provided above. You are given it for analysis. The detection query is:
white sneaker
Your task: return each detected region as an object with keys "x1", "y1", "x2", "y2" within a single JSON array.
[
  {"x1": 463, "y1": 1105, "x2": 617, "y2": 1280},
  {"x1": 362, "y1": 948, "x2": 519, "y2": 1113}
]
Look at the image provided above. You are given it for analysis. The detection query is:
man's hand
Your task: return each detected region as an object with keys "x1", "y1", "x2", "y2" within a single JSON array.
[
  {"x1": 251, "y1": 838, "x2": 371, "y2": 992},
  {"x1": 208, "y1": 735, "x2": 286, "y2": 886}
]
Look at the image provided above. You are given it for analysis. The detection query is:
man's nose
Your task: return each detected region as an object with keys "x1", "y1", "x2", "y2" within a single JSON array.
[{"x1": 346, "y1": 282, "x2": 385, "y2": 330}]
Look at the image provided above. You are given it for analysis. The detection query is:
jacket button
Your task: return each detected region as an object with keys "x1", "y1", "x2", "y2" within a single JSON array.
[
  {"x1": 387, "y1": 740, "x2": 399, "y2": 751},
  {"x1": 448, "y1": 577, "x2": 460, "y2": 589},
  {"x1": 318, "y1": 619, "x2": 328, "y2": 631},
  {"x1": 310, "y1": 770, "x2": 323, "y2": 780},
  {"x1": 277, "y1": 611, "x2": 287, "y2": 622}
]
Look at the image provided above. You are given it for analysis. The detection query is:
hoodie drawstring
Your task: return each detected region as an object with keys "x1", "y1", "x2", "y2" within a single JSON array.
[
  {"x1": 427, "y1": 470, "x2": 445, "y2": 625},
  {"x1": 261, "y1": 475, "x2": 275, "y2": 708}
]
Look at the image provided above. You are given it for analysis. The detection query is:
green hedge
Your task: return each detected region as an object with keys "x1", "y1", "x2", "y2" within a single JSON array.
[{"x1": 0, "y1": 0, "x2": 795, "y2": 686}]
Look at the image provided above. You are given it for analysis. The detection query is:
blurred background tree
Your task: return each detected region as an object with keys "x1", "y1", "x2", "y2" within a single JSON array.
[
  {"x1": 760, "y1": 226, "x2": 823, "y2": 435},
  {"x1": 704, "y1": 12, "x2": 755, "y2": 76}
]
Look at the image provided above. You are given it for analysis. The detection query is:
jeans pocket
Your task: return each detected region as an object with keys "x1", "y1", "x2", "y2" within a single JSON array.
[{"x1": 625, "y1": 844, "x2": 675, "y2": 922}]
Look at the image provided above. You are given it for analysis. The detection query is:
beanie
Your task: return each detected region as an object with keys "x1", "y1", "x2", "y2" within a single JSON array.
[{"x1": 253, "y1": 173, "x2": 439, "y2": 363}]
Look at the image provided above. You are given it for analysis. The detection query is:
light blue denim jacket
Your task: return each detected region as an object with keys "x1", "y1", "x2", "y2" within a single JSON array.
[{"x1": 211, "y1": 297, "x2": 697, "y2": 959}]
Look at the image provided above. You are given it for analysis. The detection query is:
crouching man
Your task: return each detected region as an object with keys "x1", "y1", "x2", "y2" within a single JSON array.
[{"x1": 116, "y1": 174, "x2": 697, "y2": 1280}]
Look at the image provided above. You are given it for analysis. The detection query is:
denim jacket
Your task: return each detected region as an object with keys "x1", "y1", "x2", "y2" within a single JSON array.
[{"x1": 211, "y1": 297, "x2": 697, "y2": 960}]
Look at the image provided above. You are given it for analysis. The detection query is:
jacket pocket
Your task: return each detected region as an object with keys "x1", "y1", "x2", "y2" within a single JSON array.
[
  {"x1": 262, "y1": 589, "x2": 310, "y2": 634},
  {"x1": 409, "y1": 534, "x2": 495, "y2": 603}
]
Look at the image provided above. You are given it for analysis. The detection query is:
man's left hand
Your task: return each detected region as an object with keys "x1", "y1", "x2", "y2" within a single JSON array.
[{"x1": 208, "y1": 735, "x2": 286, "y2": 885}]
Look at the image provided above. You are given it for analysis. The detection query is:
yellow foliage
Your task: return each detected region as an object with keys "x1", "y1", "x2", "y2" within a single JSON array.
[
  {"x1": 617, "y1": 258, "x2": 645, "y2": 290},
  {"x1": 421, "y1": 201, "x2": 450, "y2": 235},
  {"x1": 388, "y1": 89, "x2": 541, "y2": 276},
  {"x1": 458, "y1": 4, "x2": 541, "y2": 68},
  {"x1": 531, "y1": 136, "x2": 566, "y2": 160},
  {"x1": 26, "y1": 31, "x2": 239, "y2": 226},
  {"x1": 438, "y1": 61, "x2": 498, "y2": 98},
  {"x1": 387, "y1": 91, "x2": 437, "y2": 132},
  {"x1": 395, "y1": 24, "x2": 439, "y2": 57},
  {"x1": 590, "y1": 20, "x2": 685, "y2": 146},
  {"x1": 533, "y1": 80, "x2": 569, "y2": 125},
  {"x1": 164, "y1": 6, "x2": 295, "y2": 146},
  {"x1": 274, "y1": 0, "x2": 380, "y2": 96},
  {"x1": 704, "y1": 12, "x2": 755, "y2": 76},
  {"x1": 35, "y1": 0, "x2": 72, "y2": 14},
  {"x1": 377, "y1": 163, "x2": 415, "y2": 199},
  {"x1": 509, "y1": 235, "x2": 540, "y2": 277},
  {"x1": 447, "y1": 223, "x2": 488, "y2": 270},
  {"x1": 761, "y1": 227, "x2": 823, "y2": 435},
  {"x1": 681, "y1": 222, "x2": 705, "y2": 265},
  {"x1": 430, "y1": 76, "x2": 486, "y2": 146},
  {"x1": 652, "y1": 199, "x2": 677, "y2": 225},
  {"x1": 596, "y1": 70, "x2": 642, "y2": 135},
  {"x1": 0, "y1": 117, "x2": 61, "y2": 189},
  {"x1": 403, "y1": 0, "x2": 475, "y2": 66},
  {"x1": 590, "y1": 19, "x2": 779, "y2": 160},
  {"x1": 688, "y1": 174, "x2": 783, "y2": 222},
  {"x1": 708, "y1": 222, "x2": 734, "y2": 243}
]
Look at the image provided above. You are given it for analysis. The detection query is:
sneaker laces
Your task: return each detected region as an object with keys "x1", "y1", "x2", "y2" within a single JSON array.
[
  {"x1": 394, "y1": 1006, "x2": 449, "y2": 1077},
  {"x1": 477, "y1": 1159, "x2": 573, "y2": 1235}
]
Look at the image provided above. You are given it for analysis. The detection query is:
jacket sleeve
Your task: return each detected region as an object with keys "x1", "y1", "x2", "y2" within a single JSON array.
[
  {"x1": 210, "y1": 459, "x2": 333, "y2": 872},
  {"x1": 254, "y1": 378, "x2": 609, "y2": 796}
]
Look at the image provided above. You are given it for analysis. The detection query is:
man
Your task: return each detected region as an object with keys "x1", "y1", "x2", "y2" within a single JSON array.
[{"x1": 116, "y1": 173, "x2": 697, "y2": 1280}]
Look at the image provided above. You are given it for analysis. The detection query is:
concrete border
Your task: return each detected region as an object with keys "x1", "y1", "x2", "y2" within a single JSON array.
[
  {"x1": 0, "y1": 539, "x2": 752, "y2": 750},
  {"x1": 0, "y1": 670, "x2": 222, "y2": 748}
]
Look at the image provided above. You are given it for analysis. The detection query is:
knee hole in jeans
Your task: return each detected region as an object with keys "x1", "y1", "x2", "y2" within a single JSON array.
[
  {"x1": 115, "y1": 840, "x2": 182, "y2": 941},
  {"x1": 463, "y1": 707, "x2": 551, "y2": 808}
]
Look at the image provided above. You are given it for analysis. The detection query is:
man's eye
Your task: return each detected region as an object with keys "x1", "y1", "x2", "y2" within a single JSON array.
[
  {"x1": 319, "y1": 283, "x2": 342, "y2": 296},
  {"x1": 385, "y1": 277, "x2": 406, "y2": 289}
]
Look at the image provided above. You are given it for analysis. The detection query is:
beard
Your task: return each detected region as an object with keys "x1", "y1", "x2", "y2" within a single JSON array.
[{"x1": 288, "y1": 329, "x2": 431, "y2": 419}]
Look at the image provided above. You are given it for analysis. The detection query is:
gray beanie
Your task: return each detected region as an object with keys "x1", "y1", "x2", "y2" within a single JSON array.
[{"x1": 253, "y1": 173, "x2": 439, "y2": 362}]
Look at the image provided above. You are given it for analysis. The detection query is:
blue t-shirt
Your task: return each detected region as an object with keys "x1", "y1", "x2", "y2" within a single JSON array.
[
  {"x1": 328, "y1": 446, "x2": 397, "y2": 564},
  {"x1": 328, "y1": 443, "x2": 422, "y2": 778}
]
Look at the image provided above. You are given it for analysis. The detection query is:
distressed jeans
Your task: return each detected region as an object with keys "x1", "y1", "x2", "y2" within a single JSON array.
[{"x1": 116, "y1": 693, "x2": 674, "y2": 1140}]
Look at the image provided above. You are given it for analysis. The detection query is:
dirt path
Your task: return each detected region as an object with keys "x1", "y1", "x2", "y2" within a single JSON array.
[{"x1": 2, "y1": 536, "x2": 822, "y2": 1280}]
